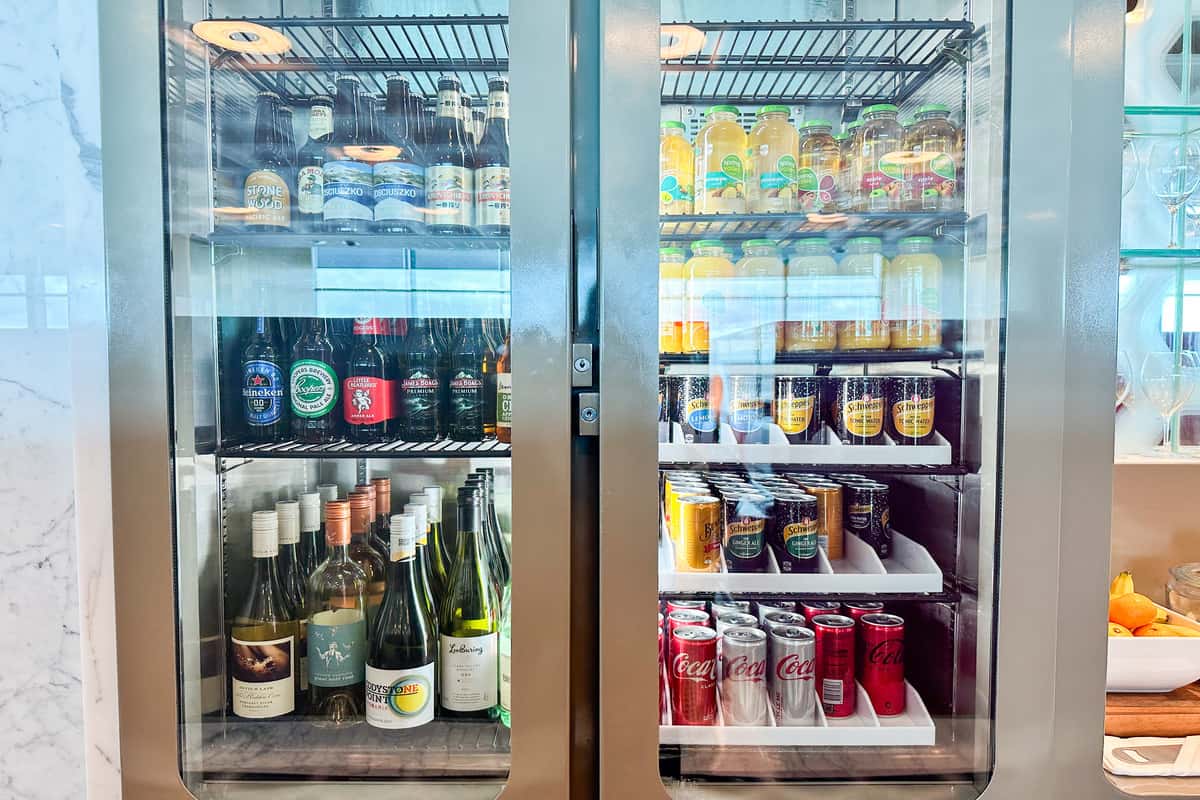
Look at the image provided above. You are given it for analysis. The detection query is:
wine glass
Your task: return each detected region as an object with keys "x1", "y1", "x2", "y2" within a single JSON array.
[
  {"x1": 1122, "y1": 136, "x2": 1139, "y2": 199},
  {"x1": 1140, "y1": 350, "x2": 1199, "y2": 455},
  {"x1": 1116, "y1": 350, "x2": 1133, "y2": 411},
  {"x1": 1148, "y1": 140, "x2": 1200, "y2": 248}
]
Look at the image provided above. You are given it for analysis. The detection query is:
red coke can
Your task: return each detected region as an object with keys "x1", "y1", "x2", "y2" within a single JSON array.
[
  {"x1": 801, "y1": 600, "x2": 841, "y2": 626},
  {"x1": 667, "y1": 608, "x2": 710, "y2": 640},
  {"x1": 859, "y1": 613, "x2": 905, "y2": 716},
  {"x1": 844, "y1": 602, "x2": 884, "y2": 625},
  {"x1": 666, "y1": 599, "x2": 710, "y2": 622},
  {"x1": 670, "y1": 625, "x2": 718, "y2": 725},
  {"x1": 812, "y1": 614, "x2": 856, "y2": 718},
  {"x1": 658, "y1": 623, "x2": 666, "y2": 721}
]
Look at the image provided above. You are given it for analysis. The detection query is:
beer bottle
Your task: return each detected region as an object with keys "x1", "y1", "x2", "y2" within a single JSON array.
[
  {"x1": 408, "y1": 91, "x2": 428, "y2": 151},
  {"x1": 398, "y1": 317, "x2": 441, "y2": 442},
  {"x1": 426, "y1": 77, "x2": 475, "y2": 234},
  {"x1": 296, "y1": 94, "x2": 334, "y2": 232},
  {"x1": 481, "y1": 324, "x2": 499, "y2": 439},
  {"x1": 447, "y1": 318, "x2": 486, "y2": 441},
  {"x1": 343, "y1": 318, "x2": 391, "y2": 443},
  {"x1": 423, "y1": 97, "x2": 437, "y2": 149},
  {"x1": 244, "y1": 91, "x2": 293, "y2": 231},
  {"x1": 241, "y1": 315, "x2": 288, "y2": 442},
  {"x1": 374, "y1": 76, "x2": 426, "y2": 234},
  {"x1": 290, "y1": 318, "x2": 340, "y2": 443},
  {"x1": 279, "y1": 105, "x2": 297, "y2": 167},
  {"x1": 323, "y1": 76, "x2": 373, "y2": 233},
  {"x1": 475, "y1": 78, "x2": 511, "y2": 236},
  {"x1": 496, "y1": 332, "x2": 512, "y2": 444}
]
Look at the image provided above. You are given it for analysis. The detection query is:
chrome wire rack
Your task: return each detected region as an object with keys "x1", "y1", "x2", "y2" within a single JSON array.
[
  {"x1": 659, "y1": 212, "x2": 968, "y2": 247},
  {"x1": 218, "y1": 437, "x2": 512, "y2": 459}
]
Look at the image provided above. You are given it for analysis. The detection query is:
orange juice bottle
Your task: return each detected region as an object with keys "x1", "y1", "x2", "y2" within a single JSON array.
[
  {"x1": 747, "y1": 105, "x2": 798, "y2": 214},
  {"x1": 856, "y1": 104, "x2": 908, "y2": 212},
  {"x1": 659, "y1": 121, "x2": 694, "y2": 215},
  {"x1": 907, "y1": 104, "x2": 960, "y2": 211},
  {"x1": 784, "y1": 238, "x2": 838, "y2": 351},
  {"x1": 884, "y1": 236, "x2": 943, "y2": 349},
  {"x1": 658, "y1": 247, "x2": 686, "y2": 353},
  {"x1": 683, "y1": 240, "x2": 735, "y2": 353},
  {"x1": 797, "y1": 120, "x2": 839, "y2": 214},
  {"x1": 837, "y1": 236, "x2": 890, "y2": 350},
  {"x1": 694, "y1": 106, "x2": 747, "y2": 215}
]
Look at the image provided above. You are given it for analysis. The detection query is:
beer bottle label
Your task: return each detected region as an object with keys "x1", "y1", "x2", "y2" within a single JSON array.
[
  {"x1": 365, "y1": 661, "x2": 435, "y2": 729},
  {"x1": 843, "y1": 397, "x2": 884, "y2": 438},
  {"x1": 290, "y1": 359, "x2": 339, "y2": 419},
  {"x1": 783, "y1": 518, "x2": 818, "y2": 560},
  {"x1": 308, "y1": 105, "x2": 333, "y2": 140},
  {"x1": 892, "y1": 395, "x2": 935, "y2": 438},
  {"x1": 496, "y1": 373, "x2": 513, "y2": 431},
  {"x1": 231, "y1": 635, "x2": 295, "y2": 719},
  {"x1": 400, "y1": 369, "x2": 440, "y2": 434},
  {"x1": 374, "y1": 161, "x2": 426, "y2": 223},
  {"x1": 476, "y1": 166, "x2": 511, "y2": 228},
  {"x1": 242, "y1": 359, "x2": 285, "y2": 426},
  {"x1": 775, "y1": 395, "x2": 814, "y2": 434},
  {"x1": 427, "y1": 165, "x2": 474, "y2": 227},
  {"x1": 297, "y1": 165, "x2": 324, "y2": 215},
  {"x1": 439, "y1": 633, "x2": 498, "y2": 711},
  {"x1": 322, "y1": 159, "x2": 374, "y2": 222},
  {"x1": 308, "y1": 608, "x2": 366, "y2": 688},
  {"x1": 449, "y1": 368, "x2": 484, "y2": 434},
  {"x1": 343, "y1": 375, "x2": 392, "y2": 426},
  {"x1": 244, "y1": 169, "x2": 291, "y2": 228}
]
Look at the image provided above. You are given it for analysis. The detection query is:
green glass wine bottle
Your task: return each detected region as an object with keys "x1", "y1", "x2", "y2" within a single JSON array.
[
  {"x1": 498, "y1": 581, "x2": 511, "y2": 728},
  {"x1": 423, "y1": 485, "x2": 451, "y2": 602},
  {"x1": 275, "y1": 500, "x2": 309, "y2": 701}
]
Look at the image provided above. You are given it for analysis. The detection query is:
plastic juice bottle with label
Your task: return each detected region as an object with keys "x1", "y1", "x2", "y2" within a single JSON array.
[
  {"x1": 660, "y1": 121, "x2": 694, "y2": 215},
  {"x1": 837, "y1": 236, "x2": 890, "y2": 350},
  {"x1": 885, "y1": 236, "x2": 943, "y2": 349},
  {"x1": 659, "y1": 247, "x2": 686, "y2": 354},
  {"x1": 747, "y1": 105, "x2": 798, "y2": 214},
  {"x1": 683, "y1": 240, "x2": 735, "y2": 353},
  {"x1": 784, "y1": 238, "x2": 838, "y2": 351},
  {"x1": 839, "y1": 121, "x2": 861, "y2": 211},
  {"x1": 796, "y1": 120, "x2": 839, "y2": 214},
  {"x1": 733, "y1": 239, "x2": 786, "y2": 358},
  {"x1": 694, "y1": 106, "x2": 747, "y2": 215},
  {"x1": 907, "y1": 104, "x2": 961, "y2": 212},
  {"x1": 856, "y1": 104, "x2": 908, "y2": 212}
]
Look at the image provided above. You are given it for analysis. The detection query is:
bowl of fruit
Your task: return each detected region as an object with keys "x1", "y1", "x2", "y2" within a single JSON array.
[{"x1": 1107, "y1": 571, "x2": 1200, "y2": 693}]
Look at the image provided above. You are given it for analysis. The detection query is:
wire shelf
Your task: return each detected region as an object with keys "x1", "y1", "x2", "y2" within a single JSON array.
[
  {"x1": 660, "y1": 19, "x2": 973, "y2": 105},
  {"x1": 660, "y1": 348, "x2": 958, "y2": 367},
  {"x1": 218, "y1": 437, "x2": 511, "y2": 459},
  {"x1": 659, "y1": 211, "x2": 967, "y2": 247}
]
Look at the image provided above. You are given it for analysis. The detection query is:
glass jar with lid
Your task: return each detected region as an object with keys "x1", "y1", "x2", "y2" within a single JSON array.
[
  {"x1": 683, "y1": 240, "x2": 735, "y2": 353},
  {"x1": 747, "y1": 105, "x2": 799, "y2": 214},
  {"x1": 797, "y1": 120, "x2": 838, "y2": 214},
  {"x1": 659, "y1": 120, "x2": 694, "y2": 216},
  {"x1": 694, "y1": 106, "x2": 747, "y2": 215},
  {"x1": 839, "y1": 120, "x2": 861, "y2": 211},
  {"x1": 1168, "y1": 563, "x2": 1200, "y2": 621},
  {"x1": 884, "y1": 236, "x2": 943, "y2": 349},
  {"x1": 837, "y1": 236, "x2": 890, "y2": 350},
  {"x1": 658, "y1": 247, "x2": 686, "y2": 354},
  {"x1": 907, "y1": 103, "x2": 961, "y2": 211},
  {"x1": 784, "y1": 238, "x2": 838, "y2": 351},
  {"x1": 734, "y1": 239, "x2": 786, "y2": 357},
  {"x1": 856, "y1": 104, "x2": 908, "y2": 212}
]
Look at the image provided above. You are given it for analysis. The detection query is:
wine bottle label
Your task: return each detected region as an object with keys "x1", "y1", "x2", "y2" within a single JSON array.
[
  {"x1": 439, "y1": 632, "x2": 498, "y2": 711},
  {"x1": 231, "y1": 634, "x2": 295, "y2": 718},
  {"x1": 374, "y1": 161, "x2": 425, "y2": 223},
  {"x1": 290, "y1": 359, "x2": 339, "y2": 418},
  {"x1": 242, "y1": 359, "x2": 285, "y2": 426},
  {"x1": 476, "y1": 166, "x2": 510, "y2": 228},
  {"x1": 308, "y1": 609, "x2": 366, "y2": 687},
  {"x1": 427, "y1": 165, "x2": 474, "y2": 227},
  {"x1": 322, "y1": 159, "x2": 374, "y2": 222},
  {"x1": 366, "y1": 661, "x2": 435, "y2": 729},
  {"x1": 496, "y1": 373, "x2": 513, "y2": 430},
  {"x1": 244, "y1": 169, "x2": 291, "y2": 228},
  {"x1": 342, "y1": 375, "x2": 393, "y2": 426},
  {"x1": 499, "y1": 645, "x2": 511, "y2": 714},
  {"x1": 297, "y1": 165, "x2": 324, "y2": 215}
]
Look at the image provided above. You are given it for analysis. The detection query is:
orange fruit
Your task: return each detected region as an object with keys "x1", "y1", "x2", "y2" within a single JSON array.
[{"x1": 1109, "y1": 593, "x2": 1159, "y2": 631}]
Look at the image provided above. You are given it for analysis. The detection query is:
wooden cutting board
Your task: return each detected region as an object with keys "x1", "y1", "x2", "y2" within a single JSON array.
[{"x1": 1107, "y1": 683, "x2": 1200, "y2": 737}]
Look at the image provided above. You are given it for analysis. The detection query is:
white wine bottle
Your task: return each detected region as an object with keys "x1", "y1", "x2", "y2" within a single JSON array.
[
  {"x1": 366, "y1": 513, "x2": 437, "y2": 729},
  {"x1": 438, "y1": 485, "x2": 500, "y2": 719},
  {"x1": 404, "y1": 500, "x2": 438, "y2": 628},
  {"x1": 498, "y1": 581, "x2": 511, "y2": 728},
  {"x1": 349, "y1": 491, "x2": 387, "y2": 626},
  {"x1": 231, "y1": 510, "x2": 300, "y2": 719},
  {"x1": 276, "y1": 500, "x2": 308, "y2": 698},
  {"x1": 307, "y1": 499, "x2": 368, "y2": 727},
  {"x1": 423, "y1": 485, "x2": 452, "y2": 602}
]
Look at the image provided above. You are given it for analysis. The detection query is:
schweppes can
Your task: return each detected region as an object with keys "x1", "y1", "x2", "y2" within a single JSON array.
[
  {"x1": 677, "y1": 495, "x2": 721, "y2": 572},
  {"x1": 674, "y1": 376, "x2": 720, "y2": 444},
  {"x1": 886, "y1": 376, "x2": 936, "y2": 445}
]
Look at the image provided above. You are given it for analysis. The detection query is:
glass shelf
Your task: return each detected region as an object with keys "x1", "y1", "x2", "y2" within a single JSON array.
[
  {"x1": 659, "y1": 211, "x2": 967, "y2": 246},
  {"x1": 205, "y1": 231, "x2": 510, "y2": 252},
  {"x1": 1125, "y1": 105, "x2": 1200, "y2": 117}
]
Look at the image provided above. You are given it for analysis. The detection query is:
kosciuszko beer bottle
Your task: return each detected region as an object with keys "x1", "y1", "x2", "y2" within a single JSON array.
[
  {"x1": 399, "y1": 317, "x2": 441, "y2": 441},
  {"x1": 448, "y1": 318, "x2": 486, "y2": 441},
  {"x1": 343, "y1": 318, "x2": 392, "y2": 443},
  {"x1": 244, "y1": 91, "x2": 293, "y2": 231},
  {"x1": 426, "y1": 77, "x2": 474, "y2": 234},
  {"x1": 323, "y1": 76, "x2": 373, "y2": 233},
  {"x1": 296, "y1": 94, "x2": 334, "y2": 232},
  {"x1": 475, "y1": 78, "x2": 511, "y2": 236},
  {"x1": 241, "y1": 315, "x2": 288, "y2": 443},
  {"x1": 290, "y1": 318, "x2": 340, "y2": 443}
]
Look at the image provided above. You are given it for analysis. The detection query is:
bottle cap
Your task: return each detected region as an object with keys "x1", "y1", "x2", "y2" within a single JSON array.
[
  {"x1": 349, "y1": 492, "x2": 374, "y2": 534},
  {"x1": 356, "y1": 483, "x2": 376, "y2": 507},
  {"x1": 404, "y1": 502, "x2": 428, "y2": 546},
  {"x1": 661, "y1": 120, "x2": 686, "y2": 130},
  {"x1": 299, "y1": 493, "x2": 321, "y2": 532},
  {"x1": 251, "y1": 510, "x2": 279, "y2": 558},
  {"x1": 423, "y1": 486, "x2": 443, "y2": 523},
  {"x1": 318, "y1": 484, "x2": 339, "y2": 521},
  {"x1": 707, "y1": 104, "x2": 739, "y2": 117},
  {"x1": 488, "y1": 76, "x2": 509, "y2": 91},
  {"x1": 324, "y1": 500, "x2": 351, "y2": 546},
  {"x1": 371, "y1": 477, "x2": 391, "y2": 514},
  {"x1": 390, "y1": 513, "x2": 416, "y2": 560},
  {"x1": 276, "y1": 500, "x2": 300, "y2": 545}
]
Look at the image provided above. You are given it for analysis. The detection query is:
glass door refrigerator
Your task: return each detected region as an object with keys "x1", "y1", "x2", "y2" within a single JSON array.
[{"x1": 99, "y1": 0, "x2": 577, "y2": 797}]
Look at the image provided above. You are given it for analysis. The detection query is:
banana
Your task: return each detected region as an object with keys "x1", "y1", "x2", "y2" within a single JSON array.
[{"x1": 1110, "y1": 571, "x2": 1135, "y2": 600}]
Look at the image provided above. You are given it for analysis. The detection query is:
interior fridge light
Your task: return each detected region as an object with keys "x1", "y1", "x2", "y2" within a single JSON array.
[
  {"x1": 660, "y1": 24, "x2": 706, "y2": 60},
  {"x1": 343, "y1": 145, "x2": 402, "y2": 163},
  {"x1": 192, "y1": 20, "x2": 292, "y2": 55}
]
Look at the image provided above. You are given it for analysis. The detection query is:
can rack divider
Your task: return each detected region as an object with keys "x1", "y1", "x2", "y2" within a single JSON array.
[{"x1": 660, "y1": 422, "x2": 953, "y2": 466}]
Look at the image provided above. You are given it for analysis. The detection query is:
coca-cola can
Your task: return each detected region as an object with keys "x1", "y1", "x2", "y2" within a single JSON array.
[
  {"x1": 666, "y1": 599, "x2": 709, "y2": 618},
  {"x1": 763, "y1": 610, "x2": 808, "y2": 634},
  {"x1": 715, "y1": 611, "x2": 759, "y2": 638},
  {"x1": 860, "y1": 613, "x2": 905, "y2": 716},
  {"x1": 658, "y1": 623, "x2": 666, "y2": 721},
  {"x1": 755, "y1": 599, "x2": 798, "y2": 626},
  {"x1": 844, "y1": 602, "x2": 884, "y2": 625},
  {"x1": 768, "y1": 625, "x2": 816, "y2": 726},
  {"x1": 712, "y1": 599, "x2": 752, "y2": 617},
  {"x1": 667, "y1": 608, "x2": 710, "y2": 640},
  {"x1": 721, "y1": 626, "x2": 769, "y2": 725},
  {"x1": 812, "y1": 614, "x2": 857, "y2": 718},
  {"x1": 670, "y1": 625, "x2": 718, "y2": 725},
  {"x1": 800, "y1": 600, "x2": 841, "y2": 626}
]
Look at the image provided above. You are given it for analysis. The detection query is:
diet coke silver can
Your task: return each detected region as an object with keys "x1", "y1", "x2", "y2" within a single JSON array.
[
  {"x1": 721, "y1": 626, "x2": 769, "y2": 725},
  {"x1": 715, "y1": 611, "x2": 759, "y2": 638},
  {"x1": 768, "y1": 625, "x2": 817, "y2": 726},
  {"x1": 712, "y1": 599, "x2": 752, "y2": 617},
  {"x1": 756, "y1": 599, "x2": 798, "y2": 626},
  {"x1": 763, "y1": 610, "x2": 808, "y2": 634}
]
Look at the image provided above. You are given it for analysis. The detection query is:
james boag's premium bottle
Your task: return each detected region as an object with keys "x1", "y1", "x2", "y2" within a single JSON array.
[
  {"x1": 448, "y1": 318, "x2": 486, "y2": 441},
  {"x1": 231, "y1": 510, "x2": 300, "y2": 720},
  {"x1": 366, "y1": 513, "x2": 438, "y2": 729},
  {"x1": 241, "y1": 315, "x2": 288, "y2": 443},
  {"x1": 439, "y1": 485, "x2": 500, "y2": 719},
  {"x1": 244, "y1": 91, "x2": 293, "y2": 232},
  {"x1": 275, "y1": 500, "x2": 309, "y2": 698},
  {"x1": 323, "y1": 76, "x2": 373, "y2": 234},
  {"x1": 307, "y1": 499, "x2": 368, "y2": 727},
  {"x1": 398, "y1": 317, "x2": 441, "y2": 442},
  {"x1": 296, "y1": 93, "x2": 334, "y2": 232},
  {"x1": 290, "y1": 318, "x2": 340, "y2": 443},
  {"x1": 343, "y1": 317, "x2": 392, "y2": 443}
]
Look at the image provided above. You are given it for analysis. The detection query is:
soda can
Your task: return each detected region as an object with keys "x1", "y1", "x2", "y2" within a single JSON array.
[
  {"x1": 669, "y1": 625, "x2": 718, "y2": 725},
  {"x1": 836, "y1": 376, "x2": 886, "y2": 445},
  {"x1": 715, "y1": 611, "x2": 759, "y2": 638},
  {"x1": 722, "y1": 493, "x2": 770, "y2": 573},
  {"x1": 768, "y1": 625, "x2": 816, "y2": 726},
  {"x1": 674, "y1": 375, "x2": 719, "y2": 444},
  {"x1": 726, "y1": 375, "x2": 770, "y2": 445},
  {"x1": 658, "y1": 623, "x2": 666, "y2": 721},
  {"x1": 800, "y1": 600, "x2": 840, "y2": 625},
  {"x1": 711, "y1": 599, "x2": 752, "y2": 617},
  {"x1": 773, "y1": 375, "x2": 822, "y2": 444},
  {"x1": 844, "y1": 602, "x2": 884, "y2": 625},
  {"x1": 859, "y1": 613, "x2": 906, "y2": 716},
  {"x1": 755, "y1": 599, "x2": 797, "y2": 626},
  {"x1": 763, "y1": 610, "x2": 808, "y2": 634},
  {"x1": 846, "y1": 482, "x2": 891, "y2": 559},
  {"x1": 677, "y1": 495, "x2": 721, "y2": 572},
  {"x1": 666, "y1": 599, "x2": 709, "y2": 618},
  {"x1": 886, "y1": 376, "x2": 936, "y2": 446},
  {"x1": 667, "y1": 482, "x2": 709, "y2": 543},
  {"x1": 666, "y1": 608, "x2": 710, "y2": 640},
  {"x1": 771, "y1": 493, "x2": 820, "y2": 574},
  {"x1": 721, "y1": 626, "x2": 769, "y2": 725},
  {"x1": 801, "y1": 481, "x2": 843, "y2": 560},
  {"x1": 812, "y1": 614, "x2": 857, "y2": 718}
]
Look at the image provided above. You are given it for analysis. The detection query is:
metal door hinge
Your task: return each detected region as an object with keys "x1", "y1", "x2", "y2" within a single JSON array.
[{"x1": 578, "y1": 392, "x2": 599, "y2": 436}]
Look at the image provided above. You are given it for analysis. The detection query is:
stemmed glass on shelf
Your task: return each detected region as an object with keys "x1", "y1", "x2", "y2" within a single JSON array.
[
  {"x1": 1148, "y1": 140, "x2": 1200, "y2": 248},
  {"x1": 1116, "y1": 350, "x2": 1133, "y2": 411},
  {"x1": 1140, "y1": 350, "x2": 1199, "y2": 455}
]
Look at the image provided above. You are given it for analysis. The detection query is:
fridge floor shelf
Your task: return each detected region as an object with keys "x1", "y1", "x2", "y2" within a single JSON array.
[
  {"x1": 659, "y1": 211, "x2": 968, "y2": 245},
  {"x1": 196, "y1": 717, "x2": 509, "y2": 778},
  {"x1": 660, "y1": 678, "x2": 934, "y2": 747},
  {"x1": 660, "y1": 422, "x2": 953, "y2": 466},
  {"x1": 205, "y1": 231, "x2": 510, "y2": 252},
  {"x1": 659, "y1": 522, "x2": 943, "y2": 594},
  {"x1": 660, "y1": 347, "x2": 958, "y2": 368},
  {"x1": 218, "y1": 437, "x2": 512, "y2": 459}
]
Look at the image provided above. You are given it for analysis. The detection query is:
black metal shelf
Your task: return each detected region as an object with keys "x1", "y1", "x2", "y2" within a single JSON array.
[
  {"x1": 656, "y1": 459, "x2": 969, "y2": 475},
  {"x1": 661, "y1": 348, "x2": 958, "y2": 367},
  {"x1": 203, "y1": 230, "x2": 509, "y2": 252},
  {"x1": 658, "y1": 587, "x2": 963, "y2": 603},
  {"x1": 660, "y1": 211, "x2": 967, "y2": 247},
  {"x1": 218, "y1": 437, "x2": 511, "y2": 459}
]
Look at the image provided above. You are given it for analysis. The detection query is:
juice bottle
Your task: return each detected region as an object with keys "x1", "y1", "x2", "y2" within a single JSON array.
[
  {"x1": 747, "y1": 105, "x2": 798, "y2": 214},
  {"x1": 694, "y1": 106, "x2": 747, "y2": 215},
  {"x1": 837, "y1": 236, "x2": 890, "y2": 350},
  {"x1": 856, "y1": 104, "x2": 908, "y2": 212},
  {"x1": 659, "y1": 121, "x2": 694, "y2": 216},
  {"x1": 907, "y1": 104, "x2": 960, "y2": 211},
  {"x1": 659, "y1": 247, "x2": 686, "y2": 354},
  {"x1": 683, "y1": 241, "x2": 735, "y2": 353},
  {"x1": 796, "y1": 120, "x2": 839, "y2": 214},
  {"x1": 884, "y1": 236, "x2": 943, "y2": 349},
  {"x1": 839, "y1": 121, "x2": 861, "y2": 211},
  {"x1": 733, "y1": 239, "x2": 786, "y2": 359},
  {"x1": 784, "y1": 238, "x2": 838, "y2": 351}
]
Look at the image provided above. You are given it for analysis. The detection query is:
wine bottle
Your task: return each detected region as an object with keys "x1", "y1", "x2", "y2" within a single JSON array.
[
  {"x1": 354, "y1": 483, "x2": 388, "y2": 562},
  {"x1": 366, "y1": 513, "x2": 438, "y2": 729},
  {"x1": 349, "y1": 492, "x2": 387, "y2": 627},
  {"x1": 371, "y1": 477, "x2": 392, "y2": 541},
  {"x1": 423, "y1": 485, "x2": 451, "y2": 601},
  {"x1": 231, "y1": 510, "x2": 300, "y2": 719},
  {"x1": 498, "y1": 582, "x2": 511, "y2": 728},
  {"x1": 298, "y1": 492, "x2": 324, "y2": 579},
  {"x1": 465, "y1": 475, "x2": 502, "y2": 598},
  {"x1": 276, "y1": 500, "x2": 309, "y2": 696},
  {"x1": 475, "y1": 468, "x2": 511, "y2": 586},
  {"x1": 404, "y1": 500, "x2": 438, "y2": 628},
  {"x1": 307, "y1": 499, "x2": 368, "y2": 727},
  {"x1": 438, "y1": 486, "x2": 500, "y2": 719}
]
